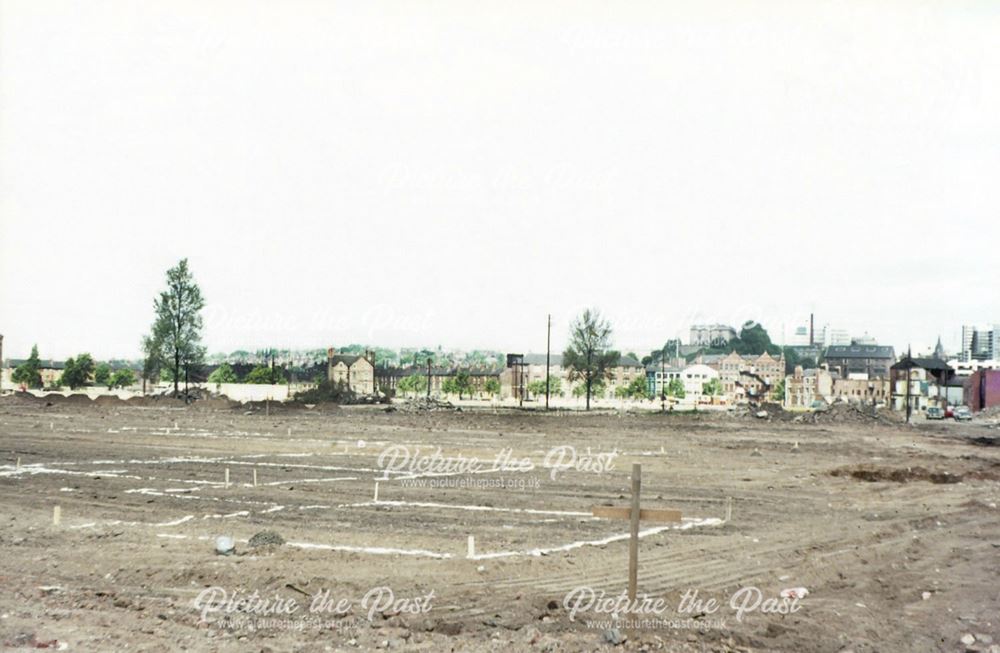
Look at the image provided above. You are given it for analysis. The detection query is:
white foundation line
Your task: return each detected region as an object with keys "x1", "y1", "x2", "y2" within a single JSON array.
[
  {"x1": 338, "y1": 499, "x2": 592, "y2": 517},
  {"x1": 285, "y1": 541, "x2": 452, "y2": 559},
  {"x1": 470, "y1": 517, "x2": 724, "y2": 560}
]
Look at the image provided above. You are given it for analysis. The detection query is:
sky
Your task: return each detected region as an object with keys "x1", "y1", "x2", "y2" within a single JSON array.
[{"x1": 1, "y1": 1, "x2": 998, "y2": 361}]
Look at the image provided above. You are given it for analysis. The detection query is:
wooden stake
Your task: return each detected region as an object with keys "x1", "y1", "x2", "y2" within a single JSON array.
[
  {"x1": 224, "y1": 467, "x2": 230, "y2": 488},
  {"x1": 252, "y1": 468, "x2": 258, "y2": 487},
  {"x1": 725, "y1": 496, "x2": 733, "y2": 522},
  {"x1": 590, "y1": 465, "x2": 681, "y2": 602},
  {"x1": 467, "y1": 535, "x2": 475, "y2": 559},
  {"x1": 16, "y1": 457, "x2": 21, "y2": 471},
  {"x1": 373, "y1": 482, "x2": 380, "y2": 502},
  {"x1": 53, "y1": 505, "x2": 61, "y2": 526},
  {"x1": 628, "y1": 463, "x2": 641, "y2": 601}
]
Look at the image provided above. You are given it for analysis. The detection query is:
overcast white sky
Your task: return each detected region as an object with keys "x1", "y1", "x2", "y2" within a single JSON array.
[{"x1": 1, "y1": 1, "x2": 998, "y2": 361}]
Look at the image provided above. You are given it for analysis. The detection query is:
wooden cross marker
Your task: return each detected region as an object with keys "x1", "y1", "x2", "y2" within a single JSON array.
[{"x1": 590, "y1": 463, "x2": 681, "y2": 600}]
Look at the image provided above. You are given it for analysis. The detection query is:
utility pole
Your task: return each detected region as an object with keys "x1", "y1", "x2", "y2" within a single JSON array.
[
  {"x1": 426, "y1": 357, "x2": 432, "y2": 400},
  {"x1": 660, "y1": 345, "x2": 666, "y2": 412},
  {"x1": 545, "y1": 314, "x2": 551, "y2": 411},
  {"x1": 905, "y1": 346, "x2": 912, "y2": 424}
]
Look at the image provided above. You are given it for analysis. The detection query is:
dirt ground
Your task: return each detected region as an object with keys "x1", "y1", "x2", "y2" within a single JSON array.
[{"x1": 1, "y1": 395, "x2": 999, "y2": 652}]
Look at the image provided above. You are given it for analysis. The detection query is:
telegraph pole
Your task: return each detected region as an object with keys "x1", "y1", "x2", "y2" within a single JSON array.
[
  {"x1": 426, "y1": 357, "x2": 432, "y2": 400},
  {"x1": 545, "y1": 314, "x2": 551, "y2": 410},
  {"x1": 905, "y1": 346, "x2": 912, "y2": 423}
]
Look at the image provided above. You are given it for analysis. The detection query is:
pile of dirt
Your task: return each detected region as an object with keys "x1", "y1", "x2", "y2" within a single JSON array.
[
  {"x1": 803, "y1": 402, "x2": 900, "y2": 425},
  {"x1": 396, "y1": 397, "x2": 457, "y2": 412},
  {"x1": 122, "y1": 395, "x2": 188, "y2": 408},
  {"x1": 0, "y1": 392, "x2": 48, "y2": 407},
  {"x1": 831, "y1": 464, "x2": 964, "y2": 484},
  {"x1": 191, "y1": 397, "x2": 240, "y2": 411}
]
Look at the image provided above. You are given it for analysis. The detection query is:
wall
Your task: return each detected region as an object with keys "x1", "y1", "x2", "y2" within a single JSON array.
[{"x1": 966, "y1": 370, "x2": 1000, "y2": 412}]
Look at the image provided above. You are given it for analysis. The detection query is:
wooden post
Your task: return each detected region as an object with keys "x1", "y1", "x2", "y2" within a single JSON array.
[
  {"x1": 725, "y1": 496, "x2": 733, "y2": 522},
  {"x1": 53, "y1": 505, "x2": 61, "y2": 526},
  {"x1": 467, "y1": 535, "x2": 476, "y2": 559},
  {"x1": 590, "y1": 465, "x2": 681, "y2": 601},
  {"x1": 252, "y1": 468, "x2": 258, "y2": 487},
  {"x1": 373, "y1": 482, "x2": 380, "y2": 502},
  {"x1": 628, "y1": 463, "x2": 641, "y2": 601},
  {"x1": 16, "y1": 457, "x2": 21, "y2": 471},
  {"x1": 266, "y1": 399, "x2": 270, "y2": 416},
  {"x1": 224, "y1": 467, "x2": 230, "y2": 488}
]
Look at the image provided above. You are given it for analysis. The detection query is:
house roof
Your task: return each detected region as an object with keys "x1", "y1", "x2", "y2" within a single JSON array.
[
  {"x1": 645, "y1": 364, "x2": 685, "y2": 374},
  {"x1": 891, "y1": 356, "x2": 953, "y2": 372},
  {"x1": 523, "y1": 353, "x2": 563, "y2": 366},
  {"x1": 824, "y1": 345, "x2": 895, "y2": 359},
  {"x1": 618, "y1": 355, "x2": 643, "y2": 368},
  {"x1": 5, "y1": 359, "x2": 66, "y2": 370},
  {"x1": 329, "y1": 354, "x2": 367, "y2": 367}
]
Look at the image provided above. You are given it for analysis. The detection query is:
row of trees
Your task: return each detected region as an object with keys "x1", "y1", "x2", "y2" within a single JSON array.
[
  {"x1": 11, "y1": 345, "x2": 136, "y2": 389},
  {"x1": 205, "y1": 363, "x2": 286, "y2": 386}
]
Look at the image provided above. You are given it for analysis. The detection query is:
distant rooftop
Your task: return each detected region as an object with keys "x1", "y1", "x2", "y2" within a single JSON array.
[{"x1": 824, "y1": 345, "x2": 895, "y2": 359}]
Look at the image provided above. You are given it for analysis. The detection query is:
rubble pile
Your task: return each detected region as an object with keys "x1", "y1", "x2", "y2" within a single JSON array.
[{"x1": 396, "y1": 397, "x2": 457, "y2": 412}]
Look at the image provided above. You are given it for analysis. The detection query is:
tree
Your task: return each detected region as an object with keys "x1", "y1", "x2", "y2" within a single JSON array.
[
  {"x1": 207, "y1": 363, "x2": 238, "y2": 385},
  {"x1": 703, "y1": 378, "x2": 723, "y2": 396},
  {"x1": 397, "y1": 373, "x2": 427, "y2": 397},
  {"x1": 94, "y1": 364, "x2": 112, "y2": 387},
  {"x1": 145, "y1": 259, "x2": 206, "y2": 395},
  {"x1": 483, "y1": 378, "x2": 501, "y2": 397},
  {"x1": 573, "y1": 378, "x2": 606, "y2": 399},
  {"x1": 771, "y1": 378, "x2": 786, "y2": 402},
  {"x1": 59, "y1": 353, "x2": 95, "y2": 389},
  {"x1": 563, "y1": 309, "x2": 620, "y2": 410},
  {"x1": 452, "y1": 371, "x2": 473, "y2": 399},
  {"x1": 11, "y1": 345, "x2": 43, "y2": 389},
  {"x1": 625, "y1": 375, "x2": 650, "y2": 400},
  {"x1": 109, "y1": 368, "x2": 136, "y2": 388},
  {"x1": 733, "y1": 321, "x2": 781, "y2": 356},
  {"x1": 245, "y1": 365, "x2": 285, "y2": 385},
  {"x1": 667, "y1": 377, "x2": 686, "y2": 399},
  {"x1": 527, "y1": 377, "x2": 562, "y2": 398}
]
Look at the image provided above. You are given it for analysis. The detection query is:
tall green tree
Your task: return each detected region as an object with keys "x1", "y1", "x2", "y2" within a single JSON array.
[
  {"x1": 245, "y1": 365, "x2": 285, "y2": 385},
  {"x1": 483, "y1": 378, "x2": 501, "y2": 397},
  {"x1": 563, "y1": 309, "x2": 619, "y2": 411},
  {"x1": 625, "y1": 375, "x2": 650, "y2": 399},
  {"x1": 59, "y1": 353, "x2": 95, "y2": 389},
  {"x1": 94, "y1": 364, "x2": 112, "y2": 387},
  {"x1": 207, "y1": 363, "x2": 238, "y2": 385},
  {"x1": 109, "y1": 368, "x2": 136, "y2": 388},
  {"x1": 145, "y1": 259, "x2": 206, "y2": 395},
  {"x1": 397, "y1": 373, "x2": 427, "y2": 397},
  {"x1": 11, "y1": 345, "x2": 43, "y2": 389}
]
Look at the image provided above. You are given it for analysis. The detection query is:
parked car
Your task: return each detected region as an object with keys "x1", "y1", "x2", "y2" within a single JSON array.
[
  {"x1": 925, "y1": 406, "x2": 945, "y2": 420},
  {"x1": 954, "y1": 406, "x2": 973, "y2": 421}
]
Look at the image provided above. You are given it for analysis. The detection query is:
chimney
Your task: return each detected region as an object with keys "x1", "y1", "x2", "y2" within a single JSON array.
[{"x1": 809, "y1": 313, "x2": 814, "y2": 346}]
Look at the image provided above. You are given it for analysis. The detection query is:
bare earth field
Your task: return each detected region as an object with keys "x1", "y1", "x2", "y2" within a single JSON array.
[{"x1": 1, "y1": 396, "x2": 999, "y2": 652}]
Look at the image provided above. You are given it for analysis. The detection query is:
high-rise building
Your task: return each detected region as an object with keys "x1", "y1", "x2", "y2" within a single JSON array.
[
  {"x1": 818, "y1": 325, "x2": 851, "y2": 347},
  {"x1": 961, "y1": 325, "x2": 1000, "y2": 362}
]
